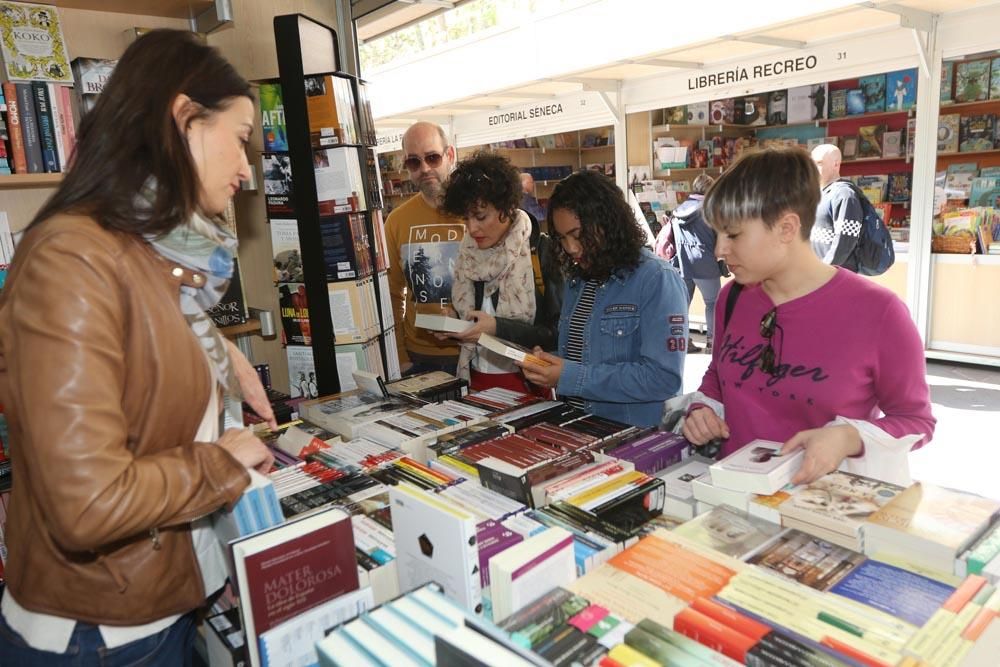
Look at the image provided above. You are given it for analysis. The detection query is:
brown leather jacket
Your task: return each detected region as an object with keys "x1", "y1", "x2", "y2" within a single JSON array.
[{"x1": 0, "y1": 215, "x2": 250, "y2": 625}]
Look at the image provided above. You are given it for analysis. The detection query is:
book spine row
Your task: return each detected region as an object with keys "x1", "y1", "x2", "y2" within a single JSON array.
[{"x1": 1, "y1": 81, "x2": 76, "y2": 174}]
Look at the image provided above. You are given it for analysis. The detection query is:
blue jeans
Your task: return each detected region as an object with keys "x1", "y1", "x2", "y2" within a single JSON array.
[
  {"x1": 0, "y1": 604, "x2": 196, "y2": 666},
  {"x1": 684, "y1": 277, "x2": 721, "y2": 340}
]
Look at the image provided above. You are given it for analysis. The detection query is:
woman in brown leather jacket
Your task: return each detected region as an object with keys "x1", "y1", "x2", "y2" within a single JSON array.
[{"x1": 0, "y1": 30, "x2": 274, "y2": 665}]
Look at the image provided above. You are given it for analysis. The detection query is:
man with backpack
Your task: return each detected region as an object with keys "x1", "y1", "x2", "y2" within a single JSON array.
[
  {"x1": 811, "y1": 143, "x2": 864, "y2": 271},
  {"x1": 811, "y1": 143, "x2": 895, "y2": 276}
]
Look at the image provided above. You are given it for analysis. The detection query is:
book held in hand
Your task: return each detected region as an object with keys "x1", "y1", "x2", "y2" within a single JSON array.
[
  {"x1": 708, "y1": 439, "x2": 804, "y2": 495},
  {"x1": 414, "y1": 312, "x2": 472, "y2": 333},
  {"x1": 478, "y1": 333, "x2": 551, "y2": 366}
]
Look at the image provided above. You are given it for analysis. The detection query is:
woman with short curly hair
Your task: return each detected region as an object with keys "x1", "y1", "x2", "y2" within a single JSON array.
[
  {"x1": 439, "y1": 151, "x2": 563, "y2": 392},
  {"x1": 520, "y1": 169, "x2": 689, "y2": 427}
]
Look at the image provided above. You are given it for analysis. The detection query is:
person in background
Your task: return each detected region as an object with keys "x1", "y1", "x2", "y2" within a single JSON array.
[
  {"x1": 682, "y1": 148, "x2": 934, "y2": 486},
  {"x1": 384, "y1": 121, "x2": 465, "y2": 376},
  {"x1": 519, "y1": 172, "x2": 547, "y2": 228},
  {"x1": 811, "y1": 143, "x2": 864, "y2": 271},
  {"x1": 519, "y1": 170, "x2": 688, "y2": 427},
  {"x1": 670, "y1": 174, "x2": 727, "y2": 353},
  {"x1": 438, "y1": 152, "x2": 562, "y2": 392},
  {"x1": 0, "y1": 30, "x2": 274, "y2": 665}
]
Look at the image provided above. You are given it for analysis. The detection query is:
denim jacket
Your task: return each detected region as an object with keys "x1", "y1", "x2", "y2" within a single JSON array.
[{"x1": 557, "y1": 248, "x2": 688, "y2": 427}]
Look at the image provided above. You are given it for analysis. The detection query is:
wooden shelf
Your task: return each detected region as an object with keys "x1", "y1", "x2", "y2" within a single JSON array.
[
  {"x1": 652, "y1": 109, "x2": 912, "y2": 136},
  {"x1": 939, "y1": 100, "x2": 1000, "y2": 114},
  {"x1": 580, "y1": 145, "x2": 615, "y2": 151},
  {"x1": 0, "y1": 173, "x2": 64, "y2": 188},
  {"x1": 843, "y1": 155, "x2": 909, "y2": 163},
  {"x1": 937, "y1": 149, "x2": 1000, "y2": 160},
  {"x1": 653, "y1": 167, "x2": 723, "y2": 177},
  {"x1": 825, "y1": 108, "x2": 913, "y2": 123},
  {"x1": 220, "y1": 318, "x2": 262, "y2": 338},
  {"x1": 37, "y1": 1, "x2": 215, "y2": 19}
]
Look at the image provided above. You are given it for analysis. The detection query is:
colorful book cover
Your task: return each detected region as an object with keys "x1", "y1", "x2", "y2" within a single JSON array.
[
  {"x1": 941, "y1": 61, "x2": 954, "y2": 102},
  {"x1": 259, "y1": 82, "x2": 287, "y2": 152},
  {"x1": 278, "y1": 282, "x2": 310, "y2": 346},
  {"x1": 888, "y1": 173, "x2": 913, "y2": 202},
  {"x1": 859, "y1": 74, "x2": 886, "y2": 113},
  {"x1": 846, "y1": 88, "x2": 865, "y2": 116},
  {"x1": 262, "y1": 152, "x2": 294, "y2": 218},
  {"x1": 738, "y1": 94, "x2": 767, "y2": 126},
  {"x1": 828, "y1": 559, "x2": 954, "y2": 626},
  {"x1": 960, "y1": 114, "x2": 996, "y2": 152},
  {"x1": 857, "y1": 124, "x2": 885, "y2": 158},
  {"x1": 969, "y1": 177, "x2": 1000, "y2": 207},
  {"x1": 766, "y1": 90, "x2": 787, "y2": 125},
  {"x1": 885, "y1": 68, "x2": 917, "y2": 111},
  {"x1": 829, "y1": 89, "x2": 847, "y2": 119},
  {"x1": 779, "y1": 471, "x2": 904, "y2": 539},
  {"x1": 955, "y1": 58, "x2": 991, "y2": 102},
  {"x1": 990, "y1": 58, "x2": 1000, "y2": 100},
  {"x1": 938, "y1": 114, "x2": 960, "y2": 153},
  {"x1": 663, "y1": 105, "x2": 686, "y2": 125},
  {"x1": 0, "y1": 2, "x2": 72, "y2": 82},
  {"x1": 746, "y1": 529, "x2": 866, "y2": 591},
  {"x1": 709, "y1": 98, "x2": 734, "y2": 125}
]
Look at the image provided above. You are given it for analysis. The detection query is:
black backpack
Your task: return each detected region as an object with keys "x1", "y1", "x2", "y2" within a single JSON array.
[{"x1": 846, "y1": 182, "x2": 895, "y2": 276}]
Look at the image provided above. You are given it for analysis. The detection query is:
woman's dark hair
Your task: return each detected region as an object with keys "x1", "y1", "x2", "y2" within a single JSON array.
[
  {"x1": 547, "y1": 170, "x2": 646, "y2": 282},
  {"x1": 441, "y1": 150, "x2": 521, "y2": 222},
  {"x1": 703, "y1": 147, "x2": 820, "y2": 239},
  {"x1": 29, "y1": 29, "x2": 251, "y2": 236}
]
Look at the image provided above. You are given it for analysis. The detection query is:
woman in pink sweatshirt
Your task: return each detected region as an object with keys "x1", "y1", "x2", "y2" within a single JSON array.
[{"x1": 682, "y1": 147, "x2": 934, "y2": 486}]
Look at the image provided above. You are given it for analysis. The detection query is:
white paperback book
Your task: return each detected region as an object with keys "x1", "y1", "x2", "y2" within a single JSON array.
[
  {"x1": 709, "y1": 439, "x2": 804, "y2": 495},
  {"x1": 389, "y1": 483, "x2": 483, "y2": 615},
  {"x1": 415, "y1": 312, "x2": 472, "y2": 333},
  {"x1": 488, "y1": 526, "x2": 577, "y2": 623}
]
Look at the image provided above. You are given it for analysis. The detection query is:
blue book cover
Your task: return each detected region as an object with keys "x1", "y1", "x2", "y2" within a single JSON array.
[
  {"x1": 828, "y1": 559, "x2": 954, "y2": 627},
  {"x1": 859, "y1": 75, "x2": 886, "y2": 113},
  {"x1": 846, "y1": 89, "x2": 865, "y2": 116},
  {"x1": 885, "y1": 68, "x2": 917, "y2": 111}
]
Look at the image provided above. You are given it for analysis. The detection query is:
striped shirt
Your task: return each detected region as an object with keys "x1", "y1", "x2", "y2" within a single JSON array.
[{"x1": 563, "y1": 281, "x2": 597, "y2": 408}]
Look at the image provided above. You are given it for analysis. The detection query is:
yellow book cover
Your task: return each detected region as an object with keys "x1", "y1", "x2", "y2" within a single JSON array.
[
  {"x1": 0, "y1": 2, "x2": 72, "y2": 82},
  {"x1": 565, "y1": 470, "x2": 646, "y2": 509},
  {"x1": 305, "y1": 74, "x2": 343, "y2": 146}
]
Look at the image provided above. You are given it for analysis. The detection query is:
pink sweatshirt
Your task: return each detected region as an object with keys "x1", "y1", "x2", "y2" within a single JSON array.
[{"x1": 698, "y1": 268, "x2": 935, "y2": 457}]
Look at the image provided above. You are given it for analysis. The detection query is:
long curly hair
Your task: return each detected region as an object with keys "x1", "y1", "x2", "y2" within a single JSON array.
[
  {"x1": 441, "y1": 150, "x2": 521, "y2": 222},
  {"x1": 547, "y1": 170, "x2": 646, "y2": 282}
]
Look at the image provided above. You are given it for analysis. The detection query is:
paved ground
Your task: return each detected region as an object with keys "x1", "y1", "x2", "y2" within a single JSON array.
[{"x1": 682, "y1": 346, "x2": 1000, "y2": 500}]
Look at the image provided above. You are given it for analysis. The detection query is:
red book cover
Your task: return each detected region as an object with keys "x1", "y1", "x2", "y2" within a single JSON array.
[
  {"x1": 691, "y1": 597, "x2": 772, "y2": 641},
  {"x1": 2, "y1": 82, "x2": 27, "y2": 174},
  {"x1": 240, "y1": 511, "x2": 359, "y2": 635},
  {"x1": 673, "y1": 606, "x2": 757, "y2": 662}
]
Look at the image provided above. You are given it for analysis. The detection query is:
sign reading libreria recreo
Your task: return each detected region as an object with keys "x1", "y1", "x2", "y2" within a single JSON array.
[{"x1": 688, "y1": 55, "x2": 819, "y2": 91}]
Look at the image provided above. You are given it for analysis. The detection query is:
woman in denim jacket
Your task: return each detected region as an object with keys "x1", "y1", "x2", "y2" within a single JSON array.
[{"x1": 520, "y1": 170, "x2": 689, "y2": 427}]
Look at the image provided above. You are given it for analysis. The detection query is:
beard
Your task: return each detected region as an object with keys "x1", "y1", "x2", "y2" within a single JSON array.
[{"x1": 417, "y1": 174, "x2": 442, "y2": 201}]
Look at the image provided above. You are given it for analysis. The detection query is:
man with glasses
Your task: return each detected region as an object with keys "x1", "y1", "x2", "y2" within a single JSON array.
[{"x1": 384, "y1": 121, "x2": 465, "y2": 375}]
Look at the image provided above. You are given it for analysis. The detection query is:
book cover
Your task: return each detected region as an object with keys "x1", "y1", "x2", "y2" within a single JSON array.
[
  {"x1": 709, "y1": 98, "x2": 734, "y2": 125},
  {"x1": 746, "y1": 528, "x2": 866, "y2": 591},
  {"x1": 709, "y1": 440, "x2": 804, "y2": 495},
  {"x1": 859, "y1": 74, "x2": 886, "y2": 113},
  {"x1": 785, "y1": 84, "x2": 815, "y2": 124},
  {"x1": 29, "y1": 80, "x2": 57, "y2": 172},
  {"x1": 938, "y1": 113, "x2": 960, "y2": 153},
  {"x1": 672, "y1": 504, "x2": 784, "y2": 560},
  {"x1": 955, "y1": 58, "x2": 992, "y2": 102},
  {"x1": 779, "y1": 471, "x2": 904, "y2": 541},
  {"x1": 857, "y1": 124, "x2": 884, "y2": 158},
  {"x1": 888, "y1": 173, "x2": 913, "y2": 202},
  {"x1": 766, "y1": 90, "x2": 786, "y2": 125},
  {"x1": 829, "y1": 89, "x2": 847, "y2": 119},
  {"x1": 885, "y1": 68, "x2": 917, "y2": 111},
  {"x1": 865, "y1": 483, "x2": 1000, "y2": 563},
  {"x1": 970, "y1": 177, "x2": 1000, "y2": 207},
  {"x1": 206, "y1": 256, "x2": 247, "y2": 328},
  {"x1": 262, "y1": 152, "x2": 294, "y2": 218},
  {"x1": 846, "y1": 88, "x2": 865, "y2": 116},
  {"x1": 70, "y1": 56, "x2": 116, "y2": 115},
  {"x1": 285, "y1": 344, "x2": 316, "y2": 399},
  {"x1": 389, "y1": 483, "x2": 482, "y2": 615},
  {"x1": 270, "y1": 219, "x2": 303, "y2": 283},
  {"x1": 14, "y1": 82, "x2": 41, "y2": 172},
  {"x1": 882, "y1": 129, "x2": 903, "y2": 158},
  {"x1": 0, "y1": 2, "x2": 72, "y2": 82},
  {"x1": 960, "y1": 114, "x2": 996, "y2": 152},
  {"x1": 258, "y1": 82, "x2": 287, "y2": 152},
  {"x1": 828, "y1": 559, "x2": 955, "y2": 626},
  {"x1": 489, "y1": 527, "x2": 576, "y2": 623},
  {"x1": 231, "y1": 506, "x2": 359, "y2": 667},
  {"x1": 841, "y1": 135, "x2": 858, "y2": 160},
  {"x1": 736, "y1": 94, "x2": 767, "y2": 126},
  {"x1": 278, "y1": 282, "x2": 309, "y2": 345},
  {"x1": 1, "y1": 81, "x2": 26, "y2": 173},
  {"x1": 941, "y1": 61, "x2": 954, "y2": 102},
  {"x1": 414, "y1": 312, "x2": 471, "y2": 333},
  {"x1": 687, "y1": 101, "x2": 708, "y2": 125},
  {"x1": 663, "y1": 105, "x2": 686, "y2": 125},
  {"x1": 478, "y1": 333, "x2": 551, "y2": 367}
]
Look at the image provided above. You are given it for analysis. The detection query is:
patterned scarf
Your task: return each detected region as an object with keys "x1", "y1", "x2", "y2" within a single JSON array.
[
  {"x1": 141, "y1": 186, "x2": 239, "y2": 395},
  {"x1": 452, "y1": 209, "x2": 536, "y2": 379}
]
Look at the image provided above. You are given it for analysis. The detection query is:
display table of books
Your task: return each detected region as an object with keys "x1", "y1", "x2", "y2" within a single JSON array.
[{"x1": 204, "y1": 370, "x2": 1000, "y2": 667}]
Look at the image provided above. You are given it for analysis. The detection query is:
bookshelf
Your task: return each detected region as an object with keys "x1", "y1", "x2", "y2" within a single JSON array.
[
  {"x1": 0, "y1": 173, "x2": 63, "y2": 188},
  {"x1": 271, "y1": 14, "x2": 397, "y2": 398}
]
